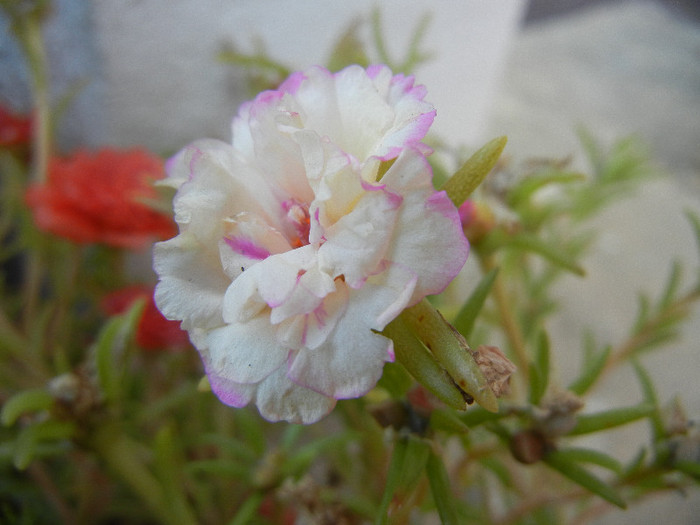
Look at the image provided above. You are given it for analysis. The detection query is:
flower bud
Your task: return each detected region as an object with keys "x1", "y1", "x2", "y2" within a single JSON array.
[
  {"x1": 510, "y1": 429, "x2": 549, "y2": 465},
  {"x1": 459, "y1": 200, "x2": 496, "y2": 244}
]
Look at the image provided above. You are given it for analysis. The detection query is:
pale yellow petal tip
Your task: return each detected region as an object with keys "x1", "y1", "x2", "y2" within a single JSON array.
[{"x1": 197, "y1": 375, "x2": 211, "y2": 392}]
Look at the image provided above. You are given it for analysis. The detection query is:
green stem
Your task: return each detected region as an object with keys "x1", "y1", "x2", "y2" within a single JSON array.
[
  {"x1": 22, "y1": 11, "x2": 51, "y2": 184},
  {"x1": 480, "y1": 255, "x2": 529, "y2": 383},
  {"x1": 598, "y1": 288, "x2": 700, "y2": 389}
]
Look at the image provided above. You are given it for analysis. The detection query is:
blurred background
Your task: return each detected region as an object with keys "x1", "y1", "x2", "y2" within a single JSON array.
[{"x1": 1, "y1": 1, "x2": 699, "y2": 522}]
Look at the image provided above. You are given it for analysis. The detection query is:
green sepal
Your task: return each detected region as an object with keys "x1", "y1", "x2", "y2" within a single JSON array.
[
  {"x1": 399, "y1": 299, "x2": 498, "y2": 412},
  {"x1": 382, "y1": 316, "x2": 467, "y2": 410},
  {"x1": 440, "y1": 136, "x2": 507, "y2": 207}
]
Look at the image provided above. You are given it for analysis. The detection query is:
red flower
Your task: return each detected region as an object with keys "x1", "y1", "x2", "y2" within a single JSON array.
[
  {"x1": 0, "y1": 105, "x2": 32, "y2": 148},
  {"x1": 101, "y1": 285, "x2": 189, "y2": 351},
  {"x1": 25, "y1": 148, "x2": 177, "y2": 248}
]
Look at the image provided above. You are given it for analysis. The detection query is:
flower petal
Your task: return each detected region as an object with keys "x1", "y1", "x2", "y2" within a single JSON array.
[
  {"x1": 286, "y1": 264, "x2": 414, "y2": 399},
  {"x1": 206, "y1": 314, "x2": 289, "y2": 384},
  {"x1": 153, "y1": 232, "x2": 229, "y2": 330},
  {"x1": 381, "y1": 149, "x2": 469, "y2": 301},
  {"x1": 255, "y1": 367, "x2": 337, "y2": 424}
]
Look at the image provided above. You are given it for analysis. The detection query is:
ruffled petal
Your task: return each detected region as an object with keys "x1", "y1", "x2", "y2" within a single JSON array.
[
  {"x1": 206, "y1": 314, "x2": 289, "y2": 384},
  {"x1": 287, "y1": 263, "x2": 414, "y2": 399},
  {"x1": 317, "y1": 178, "x2": 402, "y2": 287},
  {"x1": 205, "y1": 351, "x2": 336, "y2": 424},
  {"x1": 381, "y1": 149, "x2": 469, "y2": 302},
  {"x1": 153, "y1": 232, "x2": 229, "y2": 330},
  {"x1": 254, "y1": 367, "x2": 336, "y2": 424}
]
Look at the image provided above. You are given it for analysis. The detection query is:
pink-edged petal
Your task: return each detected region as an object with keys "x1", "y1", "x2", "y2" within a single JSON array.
[
  {"x1": 269, "y1": 264, "x2": 336, "y2": 325},
  {"x1": 381, "y1": 149, "x2": 469, "y2": 302},
  {"x1": 172, "y1": 140, "x2": 279, "y2": 241},
  {"x1": 286, "y1": 268, "x2": 413, "y2": 399},
  {"x1": 218, "y1": 212, "x2": 293, "y2": 279},
  {"x1": 317, "y1": 178, "x2": 403, "y2": 287},
  {"x1": 276, "y1": 279, "x2": 348, "y2": 350},
  {"x1": 205, "y1": 368, "x2": 255, "y2": 408},
  {"x1": 203, "y1": 345, "x2": 336, "y2": 424},
  {"x1": 221, "y1": 245, "x2": 319, "y2": 323},
  {"x1": 206, "y1": 314, "x2": 288, "y2": 384},
  {"x1": 153, "y1": 232, "x2": 229, "y2": 330},
  {"x1": 254, "y1": 367, "x2": 337, "y2": 424}
]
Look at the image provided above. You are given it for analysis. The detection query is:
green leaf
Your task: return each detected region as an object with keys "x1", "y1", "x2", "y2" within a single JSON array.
[
  {"x1": 282, "y1": 433, "x2": 358, "y2": 479},
  {"x1": 375, "y1": 436, "x2": 431, "y2": 525},
  {"x1": 568, "y1": 340, "x2": 611, "y2": 396},
  {"x1": 326, "y1": 18, "x2": 370, "y2": 71},
  {"x1": 440, "y1": 136, "x2": 507, "y2": 207},
  {"x1": 487, "y1": 230, "x2": 586, "y2": 276},
  {"x1": 197, "y1": 433, "x2": 258, "y2": 463},
  {"x1": 631, "y1": 360, "x2": 664, "y2": 442},
  {"x1": 1, "y1": 388, "x2": 53, "y2": 427},
  {"x1": 459, "y1": 406, "x2": 507, "y2": 428},
  {"x1": 426, "y1": 451, "x2": 460, "y2": 525},
  {"x1": 552, "y1": 448, "x2": 623, "y2": 473},
  {"x1": 233, "y1": 408, "x2": 267, "y2": 457},
  {"x1": 13, "y1": 420, "x2": 75, "y2": 470},
  {"x1": 529, "y1": 331, "x2": 550, "y2": 405},
  {"x1": 685, "y1": 210, "x2": 700, "y2": 275},
  {"x1": 186, "y1": 459, "x2": 250, "y2": 480},
  {"x1": 154, "y1": 425, "x2": 198, "y2": 525},
  {"x1": 507, "y1": 169, "x2": 585, "y2": 209},
  {"x1": 281, "y1": 424, "x2": 304, "y2": 451},
  {"x1": 400, "y1": 300, "x2": 498, "y2": 412},
  {"x1": 659, "y1": 260, "x2": 683, "y2": 311},
  {"x1": 568, "y1": 404, "x2": 654, "y2": 436},
  {"x1": 397, "y1": 11, "x2": 434, "y2": 72},
  {"x1": 377, "y1": 361, "x2": 413, "y2": 399},
  {"x1": 480, "y1": 457, "x2": 512, "y2": 489},
  {"x1": 370, "y1": 8, "x2": 433, "y2": 73},
  {"x1": 675, "y1": 460, "x2": 700, "y2": 480},
  {"x1": 383, "y1": 316, "x2": 468, "y2": 410},
  {"x1": 227, "y1": 491, "x2": 264, "y2": 525},
  {"x1": 545, "y1": 450, "x2": 626, "y2": 508},
  {"x1": 95, "y1": 299, "x2": 145, "y2": 403},
  {"x1": 452, "y1": 267, "x2": 499, "y2": 339},
  {"x1": 429, "y1": 409, "x2": 470, "y2": 434}
]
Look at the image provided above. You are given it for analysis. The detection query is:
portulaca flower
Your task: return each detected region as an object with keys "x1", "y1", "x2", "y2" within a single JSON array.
[{"x1": 153, "y1": 65, "x2": 469, "y2": 423}]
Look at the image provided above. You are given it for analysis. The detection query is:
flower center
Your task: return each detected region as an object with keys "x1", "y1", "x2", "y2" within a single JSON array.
[{"x1": 283, "y1": 200, "x2": 311, "y2": 248}]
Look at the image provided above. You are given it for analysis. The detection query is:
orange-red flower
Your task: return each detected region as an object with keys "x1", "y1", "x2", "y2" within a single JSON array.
[
  {"x1": 25, "y1": 148, "x2": 177, "y2": 248},
  {"x1": 0, "y1": 105, "x2": 32, "y2": 148},
  {"x1": 101, "y1": 285, "x2": 189, "y2": 351}
]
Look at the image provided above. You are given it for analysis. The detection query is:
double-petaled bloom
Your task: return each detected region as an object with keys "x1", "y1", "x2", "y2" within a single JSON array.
[{"x1": 153, "y1": 65, "x2": 469, "y2": 423}]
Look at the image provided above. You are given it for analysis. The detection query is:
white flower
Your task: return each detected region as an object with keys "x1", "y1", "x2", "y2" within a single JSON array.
[{"x1": 154, "y1": 65, "x2": 468, "y2": 424}]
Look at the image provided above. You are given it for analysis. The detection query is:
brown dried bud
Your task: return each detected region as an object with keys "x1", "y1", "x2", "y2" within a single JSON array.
[
  {"x1": 510, "y1": 429, "x2": 549, "y2": 465},
  {"x1": 471, "y1": 345, "x2": 517, "y2": 398},
  {"x1": 535, "y1": 387, "x2": 584, "y2": 437}
]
